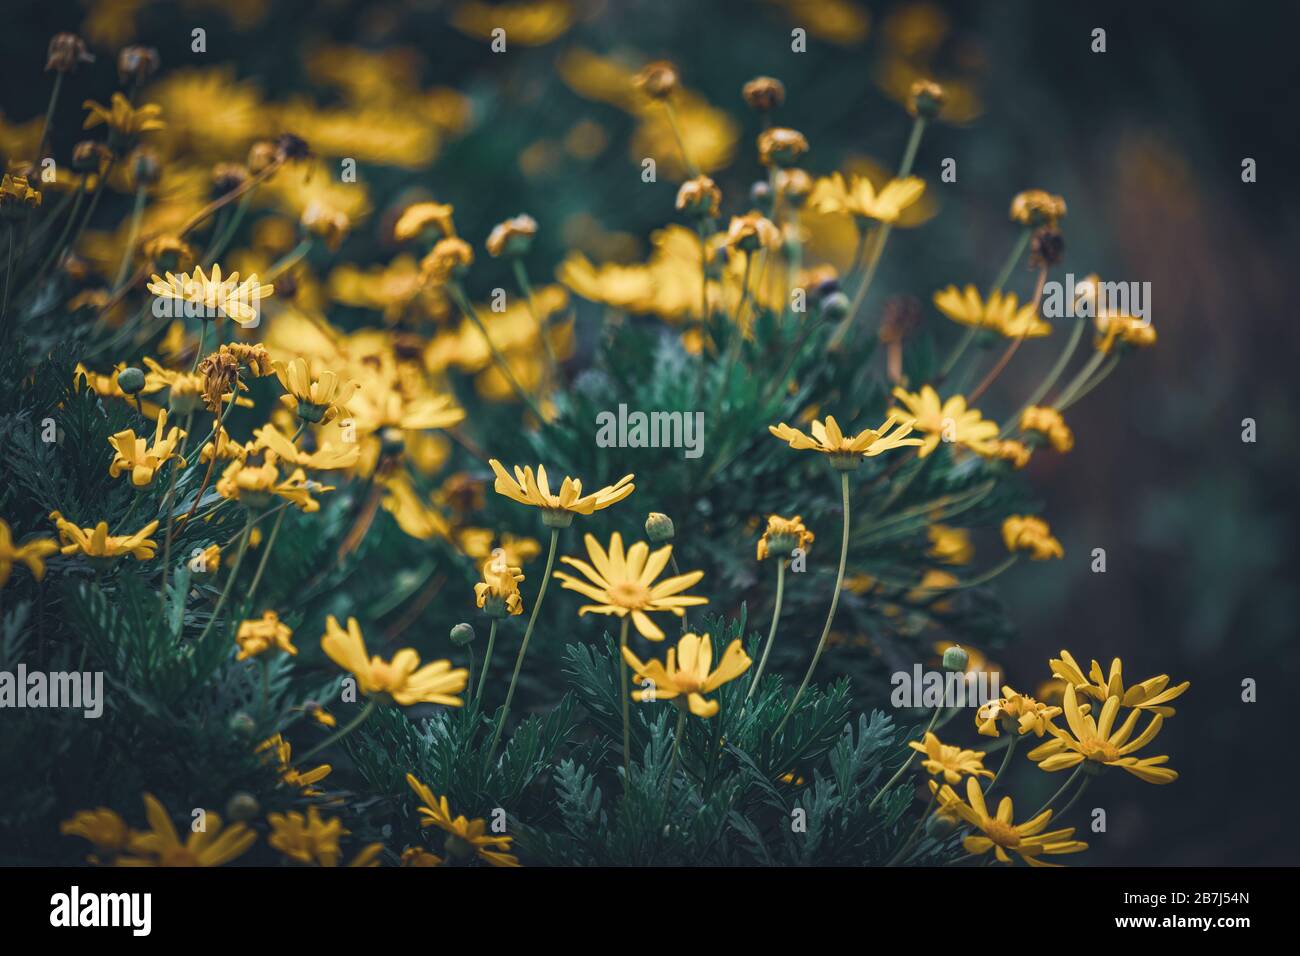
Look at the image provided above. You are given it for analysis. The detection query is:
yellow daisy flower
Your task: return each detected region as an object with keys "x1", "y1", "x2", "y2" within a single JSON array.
[
  {"x1": 49, "y1": 512, "x2": 159, "y2": 565},
  {"x1": 253, "y1": 424, "x2": 360, "y2": 471},
  {"x1": 1020, "y1": 406, "x2": 1074, "y2": 452},
  {"x1": 932, "y1": 285, "x2": 1051, "y2": 339},
  {"x1": 927, "y1": 524, "x2": 972, "y2": 565},
  {"x1": 258, "y1": 734, "x2": 331, "y2": 794},
  {"x1": 321, "y1": 615, "x2": 468, "y2": 706},
  {"x1": 768, "y1": 414, "x2": 922, "y2": 469},
  {"x1": 976, "y1": 686, "x2": 1062, "y2": 738},
  {"x1": 936, "y1": 776, "x2": 1087, "y2": 866},
  {"x1": 1027, "y1": 685, "x2": 1179, "y2": 784},
  {"x1": 82, "y1": 92, "x2": 165, "y2": 143},
  {"x1": 393, "y1": 201, "x2": 456, "y2": 241},
  {"x1": 235, "y1": 610, "x2": 297, "y2": 661},
  {"x1": 1001, "y1": 515, "x2": 1063, "y2": 560},
  {"x1": 405, "y1": 774, "x2": 519, "y2": 867},
  {"x1": 107, "y1": 408, "x2": 186, "y2": 487},
  {"x1": 1095, "y1": 312, "x2": 1156, "y2": 354},
  {"x1": 488, "y1": 459, "x2": 634, "y2": 526},
  {"x1": 888, "y1": 386, "x2": 999, "y2": 457},
  {"x1": 60, "y1": 807, "x2": 133, "y2": 862},
  {"x1": 908, "y1": 731, "x2": 994, "y2": 784},
  {"x1": 121, "y1": 793, "x2": 256, "y2": 867},
  {"x1": 266, "y1": 807, "x2": 378, "y2": 867},
  {"x1": 553, "y1": 532, "x2": 707, "y2": 640},
  {"x1": 756, "y1": 514, "x2": 814, "y2": 561},
  {"x1": 215, "y1": 457, "x2": 331, "y2": 512},
  {"x1": 146, "y1": 264, "x2": 274, "y2": 328},
  {"x1": 474, "y1": 557, "x2": 525, "y2": 618},
  {"x1": 1050, "y1": 650, "x2": 1189, "y2": 717},
  {"x1": 622, "y1": 631, "x2": 751, "y2": 718},
  {"x1": 1009, "y1": 189, "x2": 1067, "y2": 226},
  {"x1": 272, "y1": 357, "x2": 359, "y2": 425},
  {"x1": 809, "y1": 172, "x2": 926, "y2": 223}
]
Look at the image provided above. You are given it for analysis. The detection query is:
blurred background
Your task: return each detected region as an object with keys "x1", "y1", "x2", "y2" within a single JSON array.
[{"x1": 3, "y1": 0, "x2": 1296, "y2": 864}]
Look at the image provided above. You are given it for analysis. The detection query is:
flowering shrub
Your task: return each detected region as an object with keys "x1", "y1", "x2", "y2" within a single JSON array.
[{"x1": 0, "y1": 8, "x2": 1185, "y2": 868}]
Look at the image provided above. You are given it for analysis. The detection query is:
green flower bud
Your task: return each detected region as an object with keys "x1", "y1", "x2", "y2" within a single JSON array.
[
  {"x1": 225, "y1": 792, "x2": 260, "y2": 822},
  {"x1": 942, "y1": 645, "x2": 969, "y2": 673},
  {"x1": 228, "y1": 712, "x2": 257, "y2": 737},
  {"x1": 926, "y1": 812, "x2": 958, "y2": 838},
  {"x1": 645, "y1": 512, "x2": 675, "y2": 543},
  {"x1": 117, "y1": 366, "x2": 146, "y2": 395},
  {"x1": 821, "y1": 290, "x2": 851, "y2": 321},
  {"x1": 450, "y1": 622, "x2": 476, "y2": 646}
]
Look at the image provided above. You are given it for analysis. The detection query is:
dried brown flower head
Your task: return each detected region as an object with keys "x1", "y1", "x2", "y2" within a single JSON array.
[
  {"x1": 198, "y1": 349, "x2": 241, "y2": 414},
  {"x1": 634, "y1": 61, "x2": 679, "y2": 100},
  {"x1": 675, "y1": 176, "x2": 722, "y2": 219},
  {"x1": 908, "y1": 79, "x2": 946, "y2": 119},
  {"x1": 1029, "y1": 226, "x2": 1065, "y2": 268},
  {"x1": 1010, "y1": 190, "x2": 1067, "y2": 227},
  {"x1": 742, "y1": 76, "x2": 786, "y2": 112},
  {"x1": 757, "y1": 127, "x2": 809, "y2": 168},
  {"x1": 46, "y1": 33, "x2": 94, "y2": 73},
  {"x1": 486, "y1": 214, "x2": 538, "y2": 258},
  {"x1": 117, "y1": 46, "x2": 160, "y2": 85}
]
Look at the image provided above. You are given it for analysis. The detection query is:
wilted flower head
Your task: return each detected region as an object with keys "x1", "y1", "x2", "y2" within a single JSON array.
[
  {"x1": 1010, "y1": 189, "x2": 1067, "y2": 226},
  {"x1": 117, "y1": 46, "x2": 160, "y2": 84},
  {"x1": 908, "y1": 78, "x2": 946, "y2": 118},
  {"x1": 1020, "y1": 406, "x2": 1074, "y2": 452},
  {"x1": 235, "y1": 611, "x2": 297, "y2": 661},
  {"x1": 756, "y1": 127, "x2": 808, "y2": 167},
  {"x1": 301, "y1": 201, "x2": 351, "y2": 250},
  {"x1": 742, "y1": 76, "x2": 785, "y2": 112},
  {"x1": 724, "y1": 212, "x2": 781, "y2": 253},
  {"x1": 49, "y1": 512, "x2": 159, "y2": 565},
  {"x1": 46, "y1": 33, "x2": 94, "y2": 73},
  {"x1": 420, "y1": 237, "x2": 474, "y2": 283},
  {"x1": 486, "y1": 214, "x2": 538, "y2": 258},
  {"x1": 142, "y1": 235, "x2": 195, "y2": 274},
  {"x1": 634, "y1": 60, "x2": 679, "y2": 100},
  {"x1": 474, "y1": 557, "x2": 525, "y2": 618},
  {"x1": 757, "y1": 514, "x2": 814, "y2": 561},
  {"x1": 393, "y1": 201, "x2": 456, "y2": 242},
  {"x1": 675, "y1": 176, "x2": 721, "y2": 219}
]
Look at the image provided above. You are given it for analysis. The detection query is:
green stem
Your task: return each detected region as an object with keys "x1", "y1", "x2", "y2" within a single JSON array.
[
  {"x1": 244, "y1": 506, "x2": 286, "y2": 609},
  {"x1": 774, "y1": 470, "x2": 851, "y2": 737},
  {"x1": 1053, "y1": 774, "x2": 1092, "y2": 820},
  {"x1": 618, "y1": 617, "x2": 632, "y2": 787},
  {"x1": 885, "y1": 784, "x2": 938, "y2": 866},
  {"x1": 662, "y1": 100, "x2": 698, "y2": 177},
  {"x1": 984, "y1": 733, "x2": 1018, "y2": 794},
  {"x1": 1000, "y1": 315, "x2": 1087, "y2": 437},
  {"x1": 668, "y1": 553, "x2": 690, "y2": 634},
  {"x1": 475, "y1": 619, "x2": 498, "y2": 705},
  {"x1": 939, "y1": 228, "x2": 1032, "y2": 379},
  {"x1": 485, "y1": 526, "x2": 559, "y2": 763},
  {"x1": 513, "y1": 258, "x2": 558, "y2": 375},
  {"x1": 1056, "y1": 353, "x2": 1119, "y2": 412},
  {"x1": 1051, "y1": 348, "x2": 1107, "y2": 411},
  {"x1": 868, "y1": 705, "x2": 943, "y2": 810},
  {"x1": 664, "y1": 707, "x2": 687, "y2": 798},
  {"x1": 193, "y1": 512, "x2": 254, "y2": 646},
  {"x1": 36, "y1": 72, "x2": 64, "y2": 164},
  {"x1": 1031, "y1": 764, "x2": 1085, "y2": 818},
  {"x1": 294, "y1": 699, "x2": 377, "y2": 765},
  {"x1": 747, "y1": 559, "x2": 786, "y2": 699}
]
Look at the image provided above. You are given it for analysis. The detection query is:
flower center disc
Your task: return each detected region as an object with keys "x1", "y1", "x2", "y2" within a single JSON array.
[{"x1": 609, "y1": 581, "x2": 650, "y2": 608}]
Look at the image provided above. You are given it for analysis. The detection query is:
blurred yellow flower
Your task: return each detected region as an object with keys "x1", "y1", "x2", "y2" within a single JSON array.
[
  {"x1": 235, "y1": 610, "x2": 297, "y2": 661},
  {"x1": 393, "y1": 202, "x2": 456, "y2": 242},
  {"x1": 451, "y1": 0, "x2": 573, "y2": 47},
  {"x1": 933, "y1": 285, "x2": 1050, "y2": 339},
  {"x1": 908, "y1": 731, "x2": 994, "y2": 784},
  {"x1": 810, "y1": 172, "x2": 925, "y2": 223},
  {"x1": 1001, "y1": 515, "x2": 1063, "y2": 560},
  {"x1": 258, "y1": 734, "x2": 331, "y2": 794},
  {"x1": 889, "y1": 385, "x2": 999, "y2": 457},
  {"x1": 0, "y1": 519, "x2": 58, "y2": 587},
  {"x1": 756, "y1": 514, "x2": 814, "y2": 561},
  {"x1": 927, "y1": 524, "x2": 972, "y2": 565},
  {"x1": 122, "y1": 793, "x2": 255, "y2": 867},
  {"x1": 1020, "y1": 406, "x2": 1074, "y2": 452},
  {"x1": 50, "y1": 512, "x2": 159, "y2": 564},
  {"x1": 272, "y1": 357, "x2": 358, "y2": 424}
]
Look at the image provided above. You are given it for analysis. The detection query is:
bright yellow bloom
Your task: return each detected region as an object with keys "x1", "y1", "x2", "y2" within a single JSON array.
[
  {"x1": 107, "y1": 408, "x2": 186, "y2": 487},
  {"x1": 258, "y1": 734, "x2": 331, "y2": 794},
  {"x1": 976, "y1": 685, "x2": 1062, "y2": 738},
  {"x1": 927, "y1": 525, "x2": 972, "y2": 565},
  {"x1": 936, "y1": 776, "x2": 1087, "y2": 866},
  {"x1": 215, "y1": 457, "x2": 331, "y2": 512},
  {"x1": 809, "y1": 172, "x2": 926, "y2": 223},
  {"x1": 756, "y1": 514, "x2": 814, "y2": 561},
  {"x1": 253, "y1": 424, "x2": 360, "y2": 471},
  {"x1": 121, "y1": 793, "x2": 256, "y2": 867},
  {"x1": 393, "y1": 201, "x2": 456, "y2": 241},
  {"x1": 272, "y1": 357, "x2": 359, "y2": 425},
  {"x1": 908, "y1": 731, "x2": 994, "y2": 785},
  {"x1": 405, "y1": 774, "x2": 520, "y2": 866},
  {"x1": 554, "y1": 532, "x2": 706, "y2": 641},
  {"x1": 49, "y1": 512, "x2": 158, "y2": 564},
  {"x1": 0, "y1": 173, "x2": 42, "y2": 210},
  {"x1": 1020, "y1": 406, "x2": 1074, "y2": 452},
  {"x1": 933, "y1": 285, "x2": 1051, "y2": 339},
  {"x1": 768, "y1": 414, "x2": 922, "y2": 468},
  {"x1": 981, "y1": 438, "x2": 1032, "y2": 469},
  {"x1": 82, "y1": 92, "x2": 165, "y2": 140},
  {"x1": 0, "y1": 519, "x2": 58, "y2": 587},
  {"x1": 1028, "y1": 684, "x2": 1179, "y2": 784},
  {"x1": 60, "y1": 808, "x2": 133, "y2": 861},
  {"x1": 889, "y1": 386, "x2": 999, "y2": 457},
  {"x1": 1002, "y1": 515, "x2": 1063, "y2": 560},
  {"x1": 321, "y1": 615, "x2": 468, "y2": 706},
  {"x1": 622, "y1": 631, "x2": 751, "y2": 718},
  {"x1": 1050, "y1": 650, "x2": 1189, "y2": 717},
  {"x1": 235, "y1": 610, "x2": 297, "y2": 661},
  {"x1": 488, "y1": 459, "x2": 634, "y2": 524},
  {"x1": 146, "y1": 264, "x2": 274, "y2": 328},
  {"x1": 474, "y1": 557, "x2": 525, "y2": 617}
]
